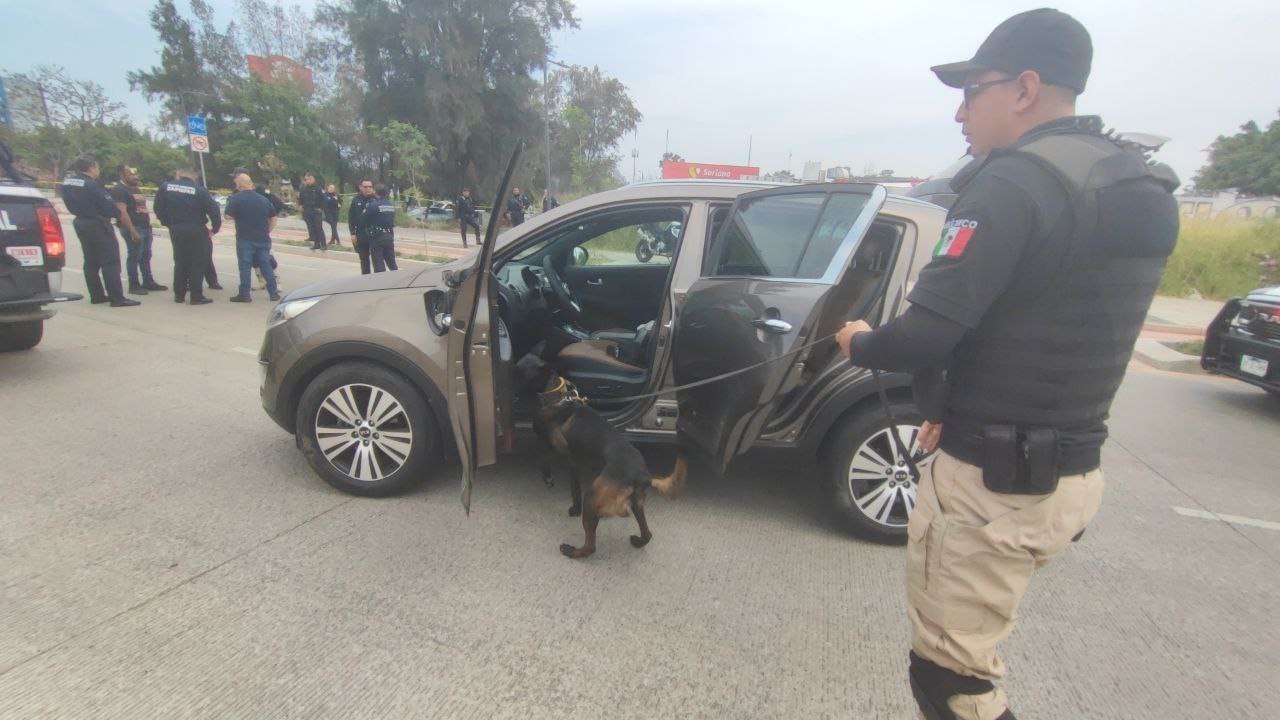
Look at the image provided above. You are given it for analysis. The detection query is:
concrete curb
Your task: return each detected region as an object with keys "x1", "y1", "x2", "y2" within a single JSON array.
[{"x1": 1133, "y1": 338, "x2": 1205, "y2": 374}]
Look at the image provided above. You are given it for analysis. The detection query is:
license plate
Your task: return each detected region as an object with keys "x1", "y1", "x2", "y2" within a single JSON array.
[
  {"x1": 1240, "y1": 354, "x2": 1269, "y2": 377},
  {"x1": 4, "y1": 246, "x2": 43, "y2": 267}
]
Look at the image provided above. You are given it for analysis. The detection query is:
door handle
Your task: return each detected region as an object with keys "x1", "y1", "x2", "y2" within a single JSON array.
[
  {"x1": 753, "y1": 318, "x2": 792, "y2": 334},
  {"x1": 586, "y1": 278, "x2": 603, "y2": 286}
]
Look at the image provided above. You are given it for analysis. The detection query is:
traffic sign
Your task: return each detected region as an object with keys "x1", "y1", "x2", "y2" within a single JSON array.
[
  {"x1": 186, "y1": 115, "x2": 207, "y2": 136},
  {"x1": 189, "y1": 134, "x2": 210, "y2": 154}
]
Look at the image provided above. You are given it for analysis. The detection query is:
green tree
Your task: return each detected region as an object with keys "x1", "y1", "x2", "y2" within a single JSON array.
[
  {"x1": 220, "y1": 78, "x2": 336, "y2": 185},
  {"x1": 318, "y1": 0, "x2": 579, "y2": 194},
  {"x1": 659, "y1": 151, "x2": 684, "y2": 169},
  {"x1": 1194, "y1": 112, "x2": 1280, "y2": 196},
  {"x1": 373, "y1": 121, "x2": 435, "y2": 195},
  {"x1": 544, "y1": 65, "x2": 641, "y2": 193}
]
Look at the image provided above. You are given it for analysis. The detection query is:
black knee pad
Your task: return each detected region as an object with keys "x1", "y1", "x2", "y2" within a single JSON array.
[{"x1": 909, "y1": 651, "x2": 1006, "y2": 720}]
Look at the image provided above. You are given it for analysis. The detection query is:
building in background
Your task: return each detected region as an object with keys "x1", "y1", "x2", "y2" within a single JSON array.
[
  {"x1": 246, "y1": 55, "x2": 315, "y2": 96},
  {"x1": 1177, "y1": 190, "x2": 1280, "y2": 220}
]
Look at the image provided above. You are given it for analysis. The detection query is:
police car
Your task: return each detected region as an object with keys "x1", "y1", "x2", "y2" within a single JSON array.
[
  {"x1": 1202, "y1": 285, "x2": 1280, "y2": 396},
  {"x1": 0, "y1": 141, "x2": 83, "y2": 351}
]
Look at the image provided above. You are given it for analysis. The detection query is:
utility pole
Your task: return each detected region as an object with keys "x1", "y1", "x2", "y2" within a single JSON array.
[
  {"x1": 543, "y1": 58, "x2": 571, "y2": 196},
  {"x1": 747, "y1": 135, "x2": 753, "y2": 167}
]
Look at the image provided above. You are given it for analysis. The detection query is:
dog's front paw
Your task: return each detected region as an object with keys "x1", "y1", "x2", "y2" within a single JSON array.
[
  {"x1": 568, "y1": 505, "x2": 582, "y2": 517},
  {"x1": 560, "y1": 543, "x2": 583, "y2": 558},
  {"x1": 630, "y1": 534, "x2": 651, "y2": 548}
]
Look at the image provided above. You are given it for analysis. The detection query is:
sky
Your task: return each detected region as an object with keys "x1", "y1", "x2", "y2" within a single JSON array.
[{"x1": 2, "y1": 0, "x2": 1277, "y2": 187}]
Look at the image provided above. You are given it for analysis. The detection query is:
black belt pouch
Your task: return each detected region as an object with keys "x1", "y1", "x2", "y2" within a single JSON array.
[{"x1": 980, "y1": 425, "x2": 1061, "y2": 495}]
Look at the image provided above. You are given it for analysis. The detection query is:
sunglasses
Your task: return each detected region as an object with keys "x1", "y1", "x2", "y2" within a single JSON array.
[{"x1": 962, "y1": 77, "x2": 1017, "y2": 107}]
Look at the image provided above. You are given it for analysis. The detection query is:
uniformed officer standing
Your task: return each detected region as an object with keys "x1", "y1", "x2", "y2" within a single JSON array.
[
  {"x1": 505, "y1": 187, "x2": 526, "y2": 226},
  {"x1": 154, "y1": 166, "x2": 221, "y2": 305},
  {"x1": 60, "y1": 155, "x2": 139, "y2": 307},
  {"x1": 110, "y1": 165, "x2": 166, "y2": 295},
  {"x1": 362, "y1": 184, "x2": 399, "y2": 273},
  {"x1": 834, "y1": 10, "x2": 1179, "y2": 720},
  {"x1": 323, "y1": 183, "x2": 341, "y2": 246},
  {"x1": 347, "y1": 179, "x2": 375, "y2": 274},
  {"x1": 456, "y1": 186, "x2": 481, "y2": 248},
  {"x1": 299, "y1": 172, "x2": 326, "y2": 251}
]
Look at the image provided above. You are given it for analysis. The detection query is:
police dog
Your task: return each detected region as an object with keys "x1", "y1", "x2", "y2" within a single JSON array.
[{"x1": 516, "y1": 353, "x2": 686, "y2": 559}]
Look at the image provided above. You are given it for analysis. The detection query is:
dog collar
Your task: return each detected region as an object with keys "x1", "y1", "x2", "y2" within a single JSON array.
[{"x1": 538, "y1": 377, "x2": 587, "y2": 408}]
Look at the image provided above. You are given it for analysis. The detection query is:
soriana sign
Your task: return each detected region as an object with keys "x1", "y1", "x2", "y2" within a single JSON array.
[{"x1": 662, "y1": 161, "x2": 760, "y2": 180}]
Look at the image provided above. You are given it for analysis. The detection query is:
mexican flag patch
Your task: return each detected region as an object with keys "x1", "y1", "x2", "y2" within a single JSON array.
[{"x1": 933, "y1": 218, "x2": 978, "y2": 258}]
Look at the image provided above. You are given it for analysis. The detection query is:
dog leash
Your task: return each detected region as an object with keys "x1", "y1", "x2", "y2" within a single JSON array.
[
  {"x1": 870, "y1": 367, "x2": 923, "y2": 482},
  {"x1": 585, "y1": 330, "x2": 840, "y2": 406}
]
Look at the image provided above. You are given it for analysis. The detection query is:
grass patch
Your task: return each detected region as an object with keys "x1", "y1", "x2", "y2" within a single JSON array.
[
  {"x1": 396, "y1": 252, "x2": 454, "y2": 264},
  {"x1": 1160, "y1": 219, "x2": 1280, "y2": 300},
  {"x1": 1165, "y1": 339, "x2": 1204, "y2": 357},
  {"x1": 283, "y1": 239, "x2": 353, "y2": 253}
]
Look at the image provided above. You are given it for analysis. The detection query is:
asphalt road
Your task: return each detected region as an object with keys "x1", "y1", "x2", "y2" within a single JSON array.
[{"x1": 2, "y1": 225, "x2": 1278, "y2": 719}]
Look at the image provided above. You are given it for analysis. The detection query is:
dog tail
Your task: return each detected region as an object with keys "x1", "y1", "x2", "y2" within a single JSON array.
[{"x1": 648, "y1": 455, "x2": 687, "y2": 499}]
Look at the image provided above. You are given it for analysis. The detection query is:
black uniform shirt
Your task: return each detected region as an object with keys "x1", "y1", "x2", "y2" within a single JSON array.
[
  {"x1": 61, "y1": 173, "x2": 118, "y2": 220},
  {"x1": 905, "y1": 154, "x2": 1070, "y2": 330},
  {"x1": 348, "y1": 195, "x2": 372, "y2": 237},
  {"x1": 456, "y1": 194, "x2": 477, "y2": 220},
  {"x1": 299, "y1": 184, "x2": 323, "y2": 212},
  {"x1": 322, "y1": 191, "x2": 340, "y2": 221},
  {"x1": 154, "y1": 178, "x2": 221, "y2": 232},
  {"x1": 110, "y1": 182, "x2": 150, "y2": 227},
  {"x1": 506, "y1": 196, "x2": 525, "y2": 221},
  {"x1": 363, "y1": 198, "x2": 397, "y2": 234}
]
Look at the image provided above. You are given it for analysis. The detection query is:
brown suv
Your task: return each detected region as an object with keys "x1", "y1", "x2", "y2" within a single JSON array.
[{"x1": 258, "y1": 160, "x2": 948, "y2": 542}]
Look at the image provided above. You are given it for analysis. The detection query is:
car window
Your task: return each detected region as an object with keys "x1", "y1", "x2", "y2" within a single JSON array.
[
  {"x1": 510, "y1": 206, "x2": 685, "y2": 267},
  {"x1": 710, "y1": 191, "x2": 873, "y2": 279}
]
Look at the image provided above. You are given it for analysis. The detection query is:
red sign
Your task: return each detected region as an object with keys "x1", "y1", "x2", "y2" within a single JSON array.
[
  {"x1": 247, "y1": 55, "x2": 315, "y2": 96},
  {"x1": 661, "y1": 161, "x2": 761, "y2": 181}
]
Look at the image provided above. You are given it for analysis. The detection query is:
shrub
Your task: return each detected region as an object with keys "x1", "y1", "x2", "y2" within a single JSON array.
[{"x1": 1159, "y1": 219, "x2": 1280, "y2": 300}]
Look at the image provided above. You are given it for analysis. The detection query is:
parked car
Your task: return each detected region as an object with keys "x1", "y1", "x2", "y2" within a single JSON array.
[
  {"x1": 409, "y1": 201, "x2": 458, "y2": 223},
  {"x1": 257, "y1": 154, "x2": 948, "y2": 543},
  {"x1": 0, "y1": 140, "x2": 82, "y2": 351},
  {"x1": 1202, "y1": 285, "x2": 1280, "y2": 396}
]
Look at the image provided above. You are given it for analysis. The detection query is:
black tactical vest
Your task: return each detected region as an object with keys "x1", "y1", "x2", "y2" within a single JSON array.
[{"x1": 944, "y1": 124, "x2": 1180, "y2": 470}]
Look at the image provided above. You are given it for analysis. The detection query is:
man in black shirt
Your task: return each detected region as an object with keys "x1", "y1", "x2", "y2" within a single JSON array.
[
  {"x1": 505, "y1": 187, "x2": 526, "y2": 227},
  {"x1": 299, "y1": 172, "x2": 326, "y2": 251},
  {"x1": 348, "y1": 179, "x2": 375, "y2": 274},
  {"x1": 835, "y1": 10, "x2": 1179, "y2": 720},
  {"x1": 60, "y1": 155, "x2": 138, "y2": 307},
  {"x1": 323, "y1": 183, "x2": 341, "y2": 246},
  {"x1": 110, "y1": 165, "x2": 165, "y2": 295},
  {"x1": 456, "y1": 187, "x2": 481, "y2": 248},
  {"x1": 154, "y1": 166, "x2": 221, "y2": 305},
  {"x1": 224, "y1": 173, "x2": 279, "y2": 302}
]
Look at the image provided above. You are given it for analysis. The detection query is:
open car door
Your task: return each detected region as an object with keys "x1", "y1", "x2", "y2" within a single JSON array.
[
  {"x1": 445, "y1": 141, "x2": 522, "y2": 513},
  {"x1": 672, "y1": 183, "x2": 888, "y2": 474}
]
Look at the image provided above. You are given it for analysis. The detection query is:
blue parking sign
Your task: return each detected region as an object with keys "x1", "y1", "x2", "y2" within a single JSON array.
[{"x1": 187, "y1": 115, "x2": 207, "y2": 136}]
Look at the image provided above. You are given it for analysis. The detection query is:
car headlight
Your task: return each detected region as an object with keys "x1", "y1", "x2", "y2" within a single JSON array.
[{"x1": 267, "y1": 296, "x2": 325, "y2": 328}]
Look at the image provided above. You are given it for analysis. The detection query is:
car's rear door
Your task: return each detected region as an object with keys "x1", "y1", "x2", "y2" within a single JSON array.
[
  {"x1": 671, "y1": 184, "x2": 887, "y2": 473},
  {"x1": 445, "y1": 142, "x2": 522, "y2": 512}
]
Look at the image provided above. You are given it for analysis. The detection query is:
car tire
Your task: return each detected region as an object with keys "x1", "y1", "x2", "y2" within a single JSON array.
[
  {"x1": 821, "y1": 403, "x2": 932, "y2": 545},
  {"x1": 0, "y1": 320, "x2": 43, "y2": 352},
  {"x1": 295, "y1": 361, "x2": 438, "y2": 497}
]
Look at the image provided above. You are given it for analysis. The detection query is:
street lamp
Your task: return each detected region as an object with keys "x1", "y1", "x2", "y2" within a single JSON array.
[{"x1": 542, "y1": 58, "x2": 572, "y2": 196}]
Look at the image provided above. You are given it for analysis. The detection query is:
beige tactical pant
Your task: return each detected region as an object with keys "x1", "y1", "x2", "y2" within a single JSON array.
[{"x1": 906, "y1": 451, "x2": 1104, "y2": 720}]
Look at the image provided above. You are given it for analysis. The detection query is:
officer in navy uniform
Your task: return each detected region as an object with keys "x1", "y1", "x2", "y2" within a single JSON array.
[
  {"x1": 456, "y1": 186, "x2": 481, "y2": 248},
  {"x1": 60, "y1": 155, "x2": 139, "y2": 307},
  {"x1": 834, "y1": 10, "x2": 1179, "y2": 720},
  {"x1": 347, "y1": 179, "x2": 375, "y2": 274},
  {"x1": 299, "y1": 172, "x2": 326, "y2": 251},
  {"x1": 505, "y1": 187, "x2": 526, "y2": 226},
  {"x1": 154, "y1": 166, "x2": 221, "y2": 305},
  {"x1": 362, "y1": 184, "x2": 399, "y2": 273}
]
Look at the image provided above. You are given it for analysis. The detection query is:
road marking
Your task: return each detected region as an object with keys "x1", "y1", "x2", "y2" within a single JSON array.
[
  {"x1": 63, "y1": 267, "x2": 82, "y2": 274},
  {"x1": 1173, "y1": 506, "x2": 1280, "y2": 532},
  {"x1": 230, "y1": 347, "x2": 258, "y2": 357}
]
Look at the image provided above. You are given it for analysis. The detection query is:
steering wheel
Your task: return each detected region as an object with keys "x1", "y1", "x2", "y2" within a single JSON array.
[{"x1": 542, "y1": 254, "x2": 582, "y2": 320}]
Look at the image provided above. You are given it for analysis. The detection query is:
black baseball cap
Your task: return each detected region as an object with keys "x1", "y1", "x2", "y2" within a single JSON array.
[
  {"x1": 228, "y1": 166, "x2": 251, "y2": 178},
  {"x1": 931, "y1": 8, "x2": 1093, "y2": 94}
]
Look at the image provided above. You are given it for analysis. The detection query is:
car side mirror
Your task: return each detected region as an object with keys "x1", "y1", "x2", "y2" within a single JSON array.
[{"x1": 570, "y1": 246, "x2": 589, "y2": 266}]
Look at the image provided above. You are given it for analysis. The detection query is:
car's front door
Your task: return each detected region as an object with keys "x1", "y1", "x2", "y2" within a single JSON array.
[
  {"x1": 672, "y1": 184, "x2": 888, "y2": 473},
  {"x1": 445, "y1": 142, "x2": 522, "y2": 512}
]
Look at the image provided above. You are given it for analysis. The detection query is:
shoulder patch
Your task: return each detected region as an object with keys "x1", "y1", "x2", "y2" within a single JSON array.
[{"x1": 933, "y1": 218, "x2": 978, "y2": 258}]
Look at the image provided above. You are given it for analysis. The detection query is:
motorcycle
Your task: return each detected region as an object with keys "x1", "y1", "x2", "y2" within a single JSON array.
[{"x1": 634, "y1": 222, "x2": 681, "y2": 263}]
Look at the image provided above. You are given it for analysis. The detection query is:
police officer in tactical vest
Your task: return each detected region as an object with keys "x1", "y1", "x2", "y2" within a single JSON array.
[
  {"x1": 362, "y1": 184, "x2": 399, "y2": 273},
  {"x1": 456, "y1": 186, "x2": 481, "y2": 248},
  {"x1": 834, "y1": 9, "x2": 1179, "y2": 720},
  {"x1": 155, "y1": 166, "x2": 222, "y2": 305},
  {"x1": 347, "y1": 179, "x2": 375, "y2": 274},
  {"x1": 61, "y1": 155, "x2": 139, "y2": 307}
]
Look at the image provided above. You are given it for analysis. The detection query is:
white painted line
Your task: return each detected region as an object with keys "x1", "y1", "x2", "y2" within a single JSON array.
[
  {"x1": 230, "y1": 347, "x2": 258, "y2": 357},
  {"x1": 63, "y1": 267, "x2": 82, "y2": 274},
  {"x1": 1173, "y1": 506, "x2": 1280, "y2": 532}
]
